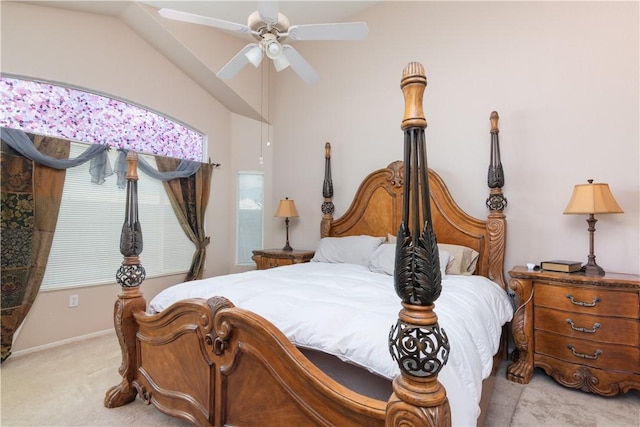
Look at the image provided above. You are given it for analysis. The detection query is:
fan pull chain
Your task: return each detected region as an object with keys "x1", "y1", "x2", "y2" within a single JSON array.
[{"x1": 259, "y1": 54, "x2": 265, "y2": 165}]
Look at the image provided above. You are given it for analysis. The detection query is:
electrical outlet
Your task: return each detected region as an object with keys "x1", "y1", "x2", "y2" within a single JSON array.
[{"x1": 69, "y1": 295, "x2": 79, "y2": 308}]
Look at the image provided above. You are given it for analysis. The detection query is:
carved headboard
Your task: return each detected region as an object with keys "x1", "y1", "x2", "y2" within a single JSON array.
[{"x1": 320, "y1": 128, "x2": 507, "y2": 290}]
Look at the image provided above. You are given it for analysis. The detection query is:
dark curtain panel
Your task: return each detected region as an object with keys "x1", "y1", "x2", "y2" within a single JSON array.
[
  {"x1": 156, "y1": 157, "x2": 213, "y2": 281},
  {"x1": 1, "y1": 136, "x2": 69, "y2": 362}
]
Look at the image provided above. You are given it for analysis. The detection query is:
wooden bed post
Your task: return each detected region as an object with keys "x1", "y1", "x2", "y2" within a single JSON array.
[
  {"x1": 320, "y1": 142, "x2": 334, "y2": 238},
  {"x1": 104, "y1": 151, "x2": 147, "y2": 408},
  {"x1": 387, "y1": 63, "x2": 451, "y2": 426},
  {"x1": 486, "y1": 111, "x2": 508, "y2": 290}
]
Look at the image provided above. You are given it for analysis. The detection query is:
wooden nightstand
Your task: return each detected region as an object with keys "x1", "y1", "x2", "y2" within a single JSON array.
[
  {"x1": 507, "y1": 265, "x2": 640, "y2": 396},
  {"x1": 251, "y1": 249, "x2": 315, "y2": 270}
]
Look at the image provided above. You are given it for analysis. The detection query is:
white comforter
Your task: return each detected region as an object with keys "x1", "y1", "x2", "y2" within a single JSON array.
[{"x1": 149, "y1": 262, "x2": 513, "y2": 426}]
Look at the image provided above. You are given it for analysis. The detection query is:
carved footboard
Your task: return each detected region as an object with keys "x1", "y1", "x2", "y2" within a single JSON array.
[{"x1": 129, "y1": 296, "x2": 387, "y2": 426}]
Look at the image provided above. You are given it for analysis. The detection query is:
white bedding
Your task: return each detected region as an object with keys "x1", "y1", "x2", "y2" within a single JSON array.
[{"x1": 149, "y1": 262, "x2": 513, "y2": 426}]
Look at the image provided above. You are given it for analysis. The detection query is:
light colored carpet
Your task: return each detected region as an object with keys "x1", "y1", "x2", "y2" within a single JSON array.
[
  {"x1": 484, "y1": 363, "x2": 639, "y2": 427},
  {"x1": 1, "y1": 333, "x2": 188, "y2": 427},
  {"x1": 1, "y1": 333, "x2": 638, "y2": 426}
]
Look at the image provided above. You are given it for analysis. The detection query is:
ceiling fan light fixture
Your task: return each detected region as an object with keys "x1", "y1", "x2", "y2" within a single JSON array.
[
  {"x1": 273, "y1": 55, "x2": 290, "y2": 72},
  {"x1": 245, "y1": 45, "x2": 263, "y2": 67},
  {"x1": 264, "y1": 39, "x2": 283, "y2": 60}
]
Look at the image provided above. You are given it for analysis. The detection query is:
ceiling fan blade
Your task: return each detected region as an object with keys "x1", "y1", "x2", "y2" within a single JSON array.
[
  {"x1": 282, "y1": 45, "x2": 320, "y2": 85},
  {"x1": 287, "y1": 22, "x2": 369, "y2": 41},
  {"x1": 216, "y1": 43, "x2": 260, "y2": 80},
  {"x1": 258, "y1": 1, "x2": 279, "y2": 25},
  {"x1": 158, "y1": 8, "x2": 250, "y2": 34}
]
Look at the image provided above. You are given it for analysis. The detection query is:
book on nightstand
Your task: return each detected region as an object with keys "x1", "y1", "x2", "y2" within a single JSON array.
[{"x1": 540, "y1": 260, "x2": 583, "y2": 273}]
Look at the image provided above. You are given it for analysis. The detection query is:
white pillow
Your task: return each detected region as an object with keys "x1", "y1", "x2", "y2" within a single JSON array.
[
  {"x1": 438, "y1": 243, "x2": 479, "y2": 275},
  {"x1": 439, "y1": 249, "x2": 452, "y2": 279},
  {"x1": 369, "y1": 243, "x2": 396, "y2": 275},
  {"x1": 369, "y1": 243, "x2": 452, "y2": 279},
  {"x1": 312, "y1": 235, "x2": 385, "y2": 266}
]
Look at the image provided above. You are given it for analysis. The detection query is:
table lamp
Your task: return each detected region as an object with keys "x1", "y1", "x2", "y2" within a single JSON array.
[
  {"x1": 563, "y1": 179, "x2": 623, "y2": 276},
  {"x1": 274, "y1": 197, "x2": 299, "y2": 251}
]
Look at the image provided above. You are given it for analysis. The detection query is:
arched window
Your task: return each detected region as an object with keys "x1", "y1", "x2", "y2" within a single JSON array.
[{"x1": 1, "y1": 77, "x2": 204, "y2": 289}]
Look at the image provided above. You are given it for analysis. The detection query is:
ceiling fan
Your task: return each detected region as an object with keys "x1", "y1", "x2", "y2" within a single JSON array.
[{"x1": 158, "y1": 2, "x2": 369, "y2": 85}]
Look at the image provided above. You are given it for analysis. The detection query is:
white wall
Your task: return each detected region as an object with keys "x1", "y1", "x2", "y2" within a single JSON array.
[{"x1": 271, "y1": 1, "x2": 640, "y2": 276}]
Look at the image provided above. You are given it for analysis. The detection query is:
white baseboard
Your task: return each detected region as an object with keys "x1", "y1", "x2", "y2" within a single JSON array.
[{"x1": 11, "y1": 329, "x2": 115, "y2": 358}]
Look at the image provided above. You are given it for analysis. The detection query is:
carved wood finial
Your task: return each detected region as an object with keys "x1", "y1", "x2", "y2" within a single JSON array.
[
  {"x1": 490, "y1": 111, "x2": 499, "y2": 134},
  {"x1": 401, "y1": 63, "x2": 428, "y2": 130},
  {"x1": 126, "y1": 150, "x2": 139, "y2": 181}
]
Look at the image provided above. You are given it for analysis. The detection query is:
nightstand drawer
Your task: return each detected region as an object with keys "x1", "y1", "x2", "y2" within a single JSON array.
[
  {"x1": 263, "y1": 258, "x2": 292, "y2": 269},
  {"x1": 535, "y1": 331, "x2": 639, "y2": 372},
  {"x1": 534, "y1": 283, "x2": 639, "y2": 318},
  {"x1": 535, "y1": 307, "x2": 638, "y2": 345}
]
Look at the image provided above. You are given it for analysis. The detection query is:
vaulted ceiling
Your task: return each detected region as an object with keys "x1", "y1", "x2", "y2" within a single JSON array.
[{"x1": 20, "y1": 1, "x2": 378, "y2": 121}]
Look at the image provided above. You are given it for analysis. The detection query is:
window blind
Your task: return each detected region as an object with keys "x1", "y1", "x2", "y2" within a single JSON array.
[
  {"x1": 41, "y1": 142, "x2": 193, "y2": 290},
  {"x1": 236, "y1": 172, "x2": 264, "y2": 266}
]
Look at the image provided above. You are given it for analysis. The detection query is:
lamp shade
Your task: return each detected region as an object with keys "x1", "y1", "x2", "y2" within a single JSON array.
[
  {"x1": 245, "y1": 45, "x2": 263, "y2": 67},
  {"x1": 563, "y1": 180, "x2": 623, "y2": 215},
  {"x1": 273, "y1": 55, "x2": 290, "y2": 72},
  {"x1": 274, "y1": 198, "x2": 299, "y2": 218}
]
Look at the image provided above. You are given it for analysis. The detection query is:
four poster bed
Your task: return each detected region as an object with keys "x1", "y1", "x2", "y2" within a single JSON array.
[{"x1": 105, "y1": 63, "x2": 511, "y2": 426}]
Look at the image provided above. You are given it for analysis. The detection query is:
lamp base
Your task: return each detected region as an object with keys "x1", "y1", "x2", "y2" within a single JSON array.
[
  {"x1": 583, "y1": 215, "x2": 605, "y2": 276},
  {"x1": 583, "y1": 260, "x2": 605, "y2": 276},
  {"x1": 282, "y1": 217, "x2": 293, "y2": 251}
]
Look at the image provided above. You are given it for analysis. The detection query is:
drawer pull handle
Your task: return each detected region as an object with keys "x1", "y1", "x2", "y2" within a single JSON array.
[
  {"x1": 566, "y1": 319, "x2": 601, "y2": 333},
  {"x1": 567, "y1": 344, "x2": 602, "y2": 360},
  {"x1": 566, "y1": 294, "x2": 600, "y2": 307}
]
